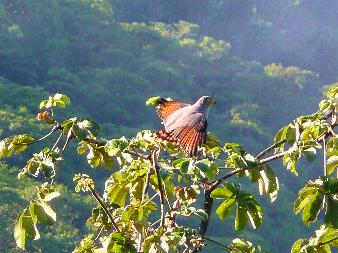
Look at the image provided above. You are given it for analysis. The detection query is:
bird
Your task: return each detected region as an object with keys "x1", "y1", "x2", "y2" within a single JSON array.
[{"x1": 154, "y1": 96, "x2": 216, "y2": 157}]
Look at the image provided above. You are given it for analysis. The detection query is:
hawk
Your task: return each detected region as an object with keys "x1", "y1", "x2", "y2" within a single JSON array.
[{"x1": 154, "y1": 96, "x2": 216, "y2": 156}]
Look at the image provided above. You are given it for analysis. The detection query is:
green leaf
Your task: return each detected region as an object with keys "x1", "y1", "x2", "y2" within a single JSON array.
[
  {"x1": 292, "y1": 226, "x2": 338, "y2": 253},
  {"x1": 0, "y1": 134, "x2": 34, "y2": 158},
  {"x1": 34, "y1": 201, "x2": 56, "y2": 226},
  {"x1": 61, "y1": 118, "x2": 76, "y2": 135},
  {"x1": 77, "y1": 119, "x2": 100, "y2": 137},
  {"x1": 86, "y1": 147, "x2": 101, "y2": 168},
  {"x1": 274, "y1": 125, "x2": 288, "y2": 145},
  {"x1": 283, "y1": 153, "x2": 299, "y2": 176},
  {"x1": 105, "y1": 137, "x2": 129, "y2": 156},
  {"x1": 195, "y1": 160, "x2": 218, "y2": 179},
  {"x1": 326, "y1": 155, "x2": 338, "y2": 175},
  {"x1": 145, "y1": 96, "x2": 162, "y2": 106},
  {"x1": 303, "y1": 147, "x2": 317, "y2": 162},
  {"x1": 73, "y1": 234, "x2": 96, "y2": 253},
  {"x1": 40, "y1": 93, "x2": 70, "y2": 109},
  {"x1": 37, "y1": 184, "x2": 60, "y2": 201},
  {"x1": 291, "y1": 239, "x2": 307, "y2": 253},
  {"x1": 265, "y1": 166, "x2": 279, "y2": 202},
  {"x1": 229, "y1": 238, "x2": 255, "y2": 253},
  {"x1": 173, "y1": 158, "x2": 190, "y2": 173},
  {"x1": 105, "y1": 182, "x2": 129, "y2": 207},
  {"x1": 317, "y1": 226, "x2": 338, "y2": 247},
  {"x1": 301, "y1": 191, "x2": 324, "y2": 225},
  {"x1": 107, "y1": 232, "x2": 137, "y2": 253},
  {"x1": 324, "y1": 195, "x2": 338, "y2": 227},
  {"x1": 294, "y1": 192, "x2": 315, "y2": 214},
  {"x1": 235, "y1": 205, "x2": 248, "y2": 231},
  {"x1": 246, "y1": 203, "x2": 263, "y2": 230},
  {"x1": 286, "y1": 125, "x2": 296, "y2": 144},
  {"x1": 216, "y1": 198, "x2": 236, "y2": 221},
  {"x1": 326, "y1": 86, "x2": 338, "y2": 100},
  {"x1": 72, "y1": 124, "x2": 87, "y2": 140},
  {"x1": 211, "y1": 183, "x2": 238, "y2": 199},
  {"x1": 14, "y1": 207, "x2": 40, "y2": 249}
]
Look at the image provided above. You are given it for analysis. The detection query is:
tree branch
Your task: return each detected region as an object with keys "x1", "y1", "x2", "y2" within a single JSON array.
[
  {"x1": 152, "y1": 150, "x2": 165, "y2": 227},
  {"x1": 198, "y1": 187, "x2": 213, "y2": 237},
  {"x1": 138, "y1": 170, "x2": 151, "y2": 252},
  {"x1": 88, "y1": 185, "x2": 121, "y2": 233},
  {"x1": 258, "y1": 150, "x2": 288, "y2": 164},
  {"x1": 255, "y1": 139, "x2": 287, "y2": 159},
  {"x1": 199, "y1": 120, "x2": 338, "y2": 239},
  {"x1": 211, "y1": 168, "x2": 243, "y2": 190}
]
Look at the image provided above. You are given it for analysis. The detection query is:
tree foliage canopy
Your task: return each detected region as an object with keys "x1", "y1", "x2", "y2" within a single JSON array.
[
  {"x1": 0, "y1": 1, "x2": 337, "y2": 252},
  {"x1": 1, "y1": 87, "x2": 337, "y2": 252}
]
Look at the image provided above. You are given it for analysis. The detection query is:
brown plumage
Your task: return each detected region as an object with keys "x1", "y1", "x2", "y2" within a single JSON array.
[{"x1": 154, "y1": 96, "x2": 216, "y2": 156}]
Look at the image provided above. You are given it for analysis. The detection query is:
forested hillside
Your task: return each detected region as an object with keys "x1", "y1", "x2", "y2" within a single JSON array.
[{"x1": 0, "y1": 1, "x2": 336, "y2": 252}]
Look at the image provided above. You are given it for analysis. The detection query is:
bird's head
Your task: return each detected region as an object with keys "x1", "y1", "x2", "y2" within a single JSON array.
[{"x1": 197, "y1": 96, "x2": 216, "y2": 106}]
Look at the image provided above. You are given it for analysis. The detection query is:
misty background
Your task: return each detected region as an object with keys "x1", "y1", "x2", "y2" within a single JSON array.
[{"x1": 0, "y1": 0, "x2": 337, "y2": 252}]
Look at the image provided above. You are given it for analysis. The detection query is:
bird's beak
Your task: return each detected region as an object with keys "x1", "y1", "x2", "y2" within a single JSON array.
[{"x1": 208, "y1": 98, "x2": 216, "y2": 105}]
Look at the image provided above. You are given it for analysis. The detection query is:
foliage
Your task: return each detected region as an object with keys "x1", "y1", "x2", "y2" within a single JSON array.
[
  {"x1": 1, "y1": 88, "x2": 336, "y2": 252},
  {"x1": 0, "y1": 1, "x2": 337, "y2": 252}
]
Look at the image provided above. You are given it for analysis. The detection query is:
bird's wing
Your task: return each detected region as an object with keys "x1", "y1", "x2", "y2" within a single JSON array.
[
  {"x1": 175, "y1": 117, "x2": 207, "y2": 156},
  {"x1": 156, "y1": 115, "x2": 207, "y2": 156},
  {"x1": 156, "y1": 99, "x2": 189, "y2": 121}
]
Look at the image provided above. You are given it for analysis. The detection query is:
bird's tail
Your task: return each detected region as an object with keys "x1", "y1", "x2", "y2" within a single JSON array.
[{"x1": 154, "y1": 130, "x2": 179, "y2": 145}]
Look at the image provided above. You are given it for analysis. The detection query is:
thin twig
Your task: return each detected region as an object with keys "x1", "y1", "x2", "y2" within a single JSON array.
[
  {"x1": 152, "y1": 150, "x2": 165, "y2": 227},
  {"x1": 151, "y1": 219, "x2": 161, "y2": 227},
  {"x1": 255, "y1": 139, "x2": 287, "y2": 159},
  {"x1": 32, "y1": 125, "x2": 59, "y2": 144},
  {"x1": 84, "y1": 138, "x2": 107, "y2": 146},
  {"x1": 51, "y1": 132, "x2": 63, "y2": 151},
  {"x1": 50, "y1": 176, "x2": 56, "y2": 186},
  {"x1": 163, "y1": 183, "x2": 173, "y2": 212},
  {"x1": 258, "y1": 150, "x2": 288, "y2": 165},
  {"x1": 323, "y1": 138, "x2": 327, "y2": 177},
  {"x1": 323, "y1": 137, "x2": 327, "y2": 210},
  {"x1": 202, "y1": 236, "x2": 232, "y2": 251},
  {"x1": 142, "y1": 171, "x2": 151, "y2": 202},
  {"x1": 138, "y1": 171, "x2": 151, "y2": 251},
  {"x1": 254, "y1": 109, "x2": 333, "y2": 160},
  {"x1": 94, "y1": 226, "x2": 104, "y2": 241},
  {"x1": 125, "y1": 149, "x2": 149, "y2": 159},
  {"x1": 61, "y1": 132, "x2": 73, "y2": 154},
  {"x1": 88, "y1": 185, "x2": 121, "y2": 233},
  {"x1": 141, "y1": 193, "x2": 159, "y2": 208},
  {"x1": 211, "y1": 168, "x2": 243, "y2": 190}
]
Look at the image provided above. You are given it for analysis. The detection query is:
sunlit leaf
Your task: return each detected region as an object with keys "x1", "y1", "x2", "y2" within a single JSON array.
[
  {"x1": 326, "y1": 155, "x2": 338, "y2": 175},
  {"x1": 215, "y1": 198, "x2": 235, "y2": 221}
]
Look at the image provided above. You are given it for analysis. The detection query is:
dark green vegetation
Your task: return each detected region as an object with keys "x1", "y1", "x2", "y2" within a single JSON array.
[{"x1": 0, "y1": 0, "x2": 337, "y2": 252}]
